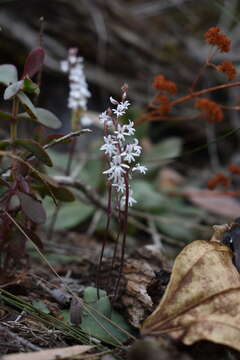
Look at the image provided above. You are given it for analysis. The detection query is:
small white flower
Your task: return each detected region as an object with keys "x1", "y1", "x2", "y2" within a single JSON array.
[
  {"x1": 112, "y1": 107, "x2": 125, "y2": 117},
  {"x1": 124, "y1": 120, "x2": 136, "y2": 136},
  {"x1": 99, "y1": 111, "x2": 112, "y2": 126},
  {"x1": 120, "y1": 189, "x2": 137, "y2": 209},
  {"x1": 60, "y1": 60, "x2": 69, "y2": 72},
  {"x1": 112, "y1": 177, "x2": 126, "y2": 193},
  {"x1": 103, "y1": 161, "x2": 129, "y2": 183},
  {"x1": 100, "y1": 135, "x2": 117, "y2": 157},
  {"x1": 110, "y1": 96, "x2": 119, "y2": 105},
  {"x1": 119, "y1": 100, "x2": 130, "y2": 111},
  {"x1": 114, "y1": 124, "x2": 130, "y2": 141},
  {"x1": 132, "y1": 163, "x2": 148, "y2": 174},
  {"x1": 81, "y1": 115, "x2": 92, "y2": 126}
]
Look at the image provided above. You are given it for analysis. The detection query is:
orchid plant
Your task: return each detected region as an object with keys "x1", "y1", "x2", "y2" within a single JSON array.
[{"x1": 97, "y1": 84, "x2": 147, "y2": 299}]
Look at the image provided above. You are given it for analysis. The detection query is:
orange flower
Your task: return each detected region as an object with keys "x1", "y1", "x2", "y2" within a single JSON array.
[
  {"x1": 195, "y1": 98, "x2": 224, "y2": 122},
  {"x1": 217, "y1": 61, "x2": 236, "y2": 80},
  {"x1": 208, "y1": 173, "x2": 231, "y2": 190},
  {"x1": 153, "y1": 75, "x2": 177, "y2": 95},
  {"x1": 228, "y1": 164, "x2": 240, "y2": 175},
  {"x1": 204, "y1": 27, "x2": 231, "y2": 53},
  {"x1": 155, "y1": 95, "x2": 171, "y2": 115}
]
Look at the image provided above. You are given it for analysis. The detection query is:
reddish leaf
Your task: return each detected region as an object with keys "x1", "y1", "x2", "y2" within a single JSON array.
[
  {"x1": 22, "y1": 47, "x2": 45, "y2": 79},
  {"x1": 17, "y1": 191, "x2": 46, "y2": 224},
  {"x1": 22, "y1": 227, "x2": 44, "y2": 249},
  {"x1": 15, "y1": 139, "x2": 53, "y2": 167}
]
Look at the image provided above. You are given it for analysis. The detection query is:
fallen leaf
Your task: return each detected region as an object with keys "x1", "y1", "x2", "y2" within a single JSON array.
[
  {"x1": 122, "y1": 245, "x2": 165, "y2": 328},
  {"x1": 2, "y1": 345, "x2": 93, "y2": 360},
  {"x1": 187, "y1": 189, "x2": 240, "y2": 218},
  {"x1": 141, "y1": 225, "x2": 240, "y2": 351}
]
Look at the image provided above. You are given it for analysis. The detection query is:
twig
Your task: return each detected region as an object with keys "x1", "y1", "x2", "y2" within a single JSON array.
[{"x1": 0, "y1": 324, "x2": 42, "y2": 351}]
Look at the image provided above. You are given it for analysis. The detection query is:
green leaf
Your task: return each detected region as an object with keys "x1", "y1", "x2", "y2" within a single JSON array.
[
  {"x1": 131, "y1": 180, "x2": 166, "y2": 211},
  {"x1": 32, "y1": 300, "x2": 50, "y2": 314},
  {"x1": 155, "y1": 216, "x2": 199, "y2": 242},
  {"x1": 17, "y1": 191, "x2": 47, "y2": 224},
  {"x1": 15, "y1": 139, "x2": 53, "y2": 167},
  {"x1": 143, "y1": 137, "x2": 182, "y2": 168},
  {"x1": 50, "y1": 185, "x2": 75, "y2": 202},
  {"x1": 81, "y1": 287, "x2": 133, "y2": 345},
  {"x1": 18, "y1": 108, "x2": 62, "y2": 129},
  {"x1": 17, "y1": 91, "x2": 37, "y2": 119},
  {"x1": 0, "y1": 64, "x2": 18, "y2": 85},
  {"x1": 4, "y1": 80, "x2": 23, "y2": 100},
  {"x1": 44, "y1": 200, "x2": 94, "y2": 230},
  {"x1": 0, "y1": 140, "x2": 10, "y2": 150}
]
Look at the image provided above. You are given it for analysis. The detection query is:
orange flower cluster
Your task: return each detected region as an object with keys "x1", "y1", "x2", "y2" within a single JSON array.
[
  {"x1": 195, "y1": 98, "x2": 224, "y2": 122},
  {"x1": 153, "y1": 75, "x2": 177, "y2": 95},
  {"x1": 156, "y1": 95, "x2": 171, "y2": 115},
  {"x1": 207, "y1": 173, "x2": 231, "y2": 190},
  {"x1": 217, "y1": 61, "x2": 236, "y2": 81},
  {"x1": 228, "y1": 164, "x2": 240, "y2": 175},
  {"x1": 204, "y1": 27, "x2": 231, "y2": 53}
]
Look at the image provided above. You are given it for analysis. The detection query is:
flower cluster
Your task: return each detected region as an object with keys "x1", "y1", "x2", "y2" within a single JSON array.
[
  {"x1": 217, "y1": 61, "x2": 236, "y2": 81},
  {"x1": 153, "y1": 75, "x2": 177, "y2": 95},
  {"x1": 100, "y1": 87, "x2": 147, "y2": 209},
  {"x1": 228, "y1": 164, "x2": 240, "y2": 175},
  {"x1": 207, "y1": 173, "x2": 230, "y2": 190},
  {"x1": 195, "y1": 98, "x2": 223, "y2": 123},
  {"x1": 61, "y1": 48, "x2": 91, "y2": 126},
  {"x1": 204, "y1": 27, "x2": 231, "y2": 53},
  {"x1": 155, "y1": 95, "x2": 171, "y2": 115}
]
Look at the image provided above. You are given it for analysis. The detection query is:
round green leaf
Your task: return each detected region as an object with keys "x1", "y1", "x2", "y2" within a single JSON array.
[
  {"x1": 17, "y1": 91, "x2": 37, "y2": 119},
  {"x1": 4, "y1": 80, "x2": 23, "y2": 100},
  {"x1": 18, "y1": 108, "x2": 62, "y2": 129},
  {"x1": 0, "y1": 64, "x2": 18, "y2": 85}
]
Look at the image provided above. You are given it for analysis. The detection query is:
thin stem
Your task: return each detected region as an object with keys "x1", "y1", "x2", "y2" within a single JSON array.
[
  {"x1": 10, "y1": 97, "x2": 19, "y2": 179},
  {"x1": 96, "y1": 183, "x2": 112, "y2": 299},
  {"x1": 113, "y1": 173, "x2": 129, "y2": 303}
]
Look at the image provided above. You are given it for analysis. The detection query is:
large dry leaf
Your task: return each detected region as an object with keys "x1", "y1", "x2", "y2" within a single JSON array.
[
  {"x1": 2, "y1": 345, "x2": 93, "y2": 360},
  {"x1": 141, "y1": 226, "x2": 240, "y2": 351}
]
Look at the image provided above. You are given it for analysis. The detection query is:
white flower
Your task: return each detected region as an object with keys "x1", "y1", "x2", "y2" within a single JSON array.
[
  {"x1": 61, "y1": 50, "x2": 91, "y2": 119},
  {"x1": 103, "y1": 161, "x2": 129, "y2": 183},
  {"x1": 99, "y1": 111, "x2": 112, "y2": 126},
  {"x1": 120, "y1": 189, "x2": 137, "y2": 209},
  {"x1": 81, "y1": 115, "x2": 92, "y2": 126},
  {"x1": 112, "y1": 177, "x2": 126, "y2": 193},
  {"x1": 132, "y1": 163, "x2": 148, "y2": 174},
  {"x1": 112, "y1": 106, "x2": 125, "y2": 117},
  {"x1": 114, "y1": 124, "x2": 130, "y2": 141},
  {"x1": 60, "y1": 60, "x2": 69, "y2": 72},
  {"x1": 100, "y1": 135, "x2": 117, "y2": 157},
  {"x1": 123, "y1": 141, "x2": 141, "y2": 163},
  {"x1": 110, "y1": 96, "x2": 118, "y2": 105},
  {"x1": 125, "y1": 120, "x2": 135, "y2": 136}
]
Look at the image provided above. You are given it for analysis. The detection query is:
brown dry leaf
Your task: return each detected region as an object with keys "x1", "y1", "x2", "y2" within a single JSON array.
[
  {"x1": 187, "y1": 189, "x2": 240, "y2": 218},
  {"x1": 141, "y1": 226, "x2": 240, "y2": 351},
  {"x1": 2, "y1": 345, "x2": 93, "y2": 360},
  {"x1": 122, "y1": 245, "x2": 165, "y2": 328}
]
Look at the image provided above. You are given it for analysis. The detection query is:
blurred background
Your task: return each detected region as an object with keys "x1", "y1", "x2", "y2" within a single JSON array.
[{"x1": 1, "y1": 0, "x2": 240, "y2": 252}]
